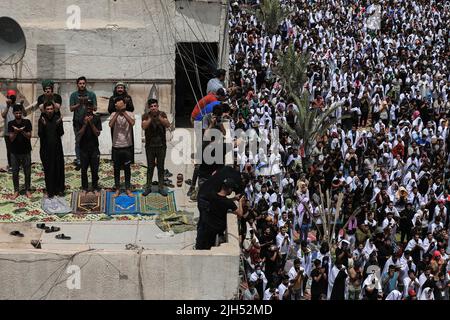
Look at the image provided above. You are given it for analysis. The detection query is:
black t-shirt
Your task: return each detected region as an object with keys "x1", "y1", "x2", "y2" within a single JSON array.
[
  {"x1": 310, "y1": 268, "x2": 327, "y2": 297},
  {"x1": 144, "y1": 112, "x2": 167, "y2": 148},
  {"x1": 203, "y1": 192, "x2": 238, "y2": 232},
  {"x1": 8, "y1": 119, "x2": 32, "y2": 154},
  {"x1": 77, "y1": 114, "x2": 102, "y2": 151}
]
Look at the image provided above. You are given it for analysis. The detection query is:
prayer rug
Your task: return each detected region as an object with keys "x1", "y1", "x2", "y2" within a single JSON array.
[
  {"x1": 106, "y1": 191, "x2": 141, "y2": 215},
  {"x1": 155, "y1": 210, "x2": 197, "y2": 234},
  {"x1": 139, "y1": 191, "x2": 177, "y2": 215},
  {"x1": 71, "y1": 191, "x2": 105, "y2": 214},
  {"x1": 0, "y1": 160, "x2": 152, "y2": 222}
]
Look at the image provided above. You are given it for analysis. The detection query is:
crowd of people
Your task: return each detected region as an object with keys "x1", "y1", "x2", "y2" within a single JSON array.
[{"x1": 211, "y1": 0, "x2": 450, "y2": 300}]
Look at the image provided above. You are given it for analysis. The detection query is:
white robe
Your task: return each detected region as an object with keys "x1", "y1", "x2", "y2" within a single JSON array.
[{"x1": 385, "y1": 290, "x2": 402, "y2": 300}]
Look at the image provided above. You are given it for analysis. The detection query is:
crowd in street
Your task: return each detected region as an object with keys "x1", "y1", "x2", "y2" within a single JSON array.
[{"x1": 220, "y1": 0, "x2": 450, "y2": 300}]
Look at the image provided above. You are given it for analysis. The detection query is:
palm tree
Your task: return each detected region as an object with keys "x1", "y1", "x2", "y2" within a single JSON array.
[
  {"x1": 275, "y1": 44, "x2": 340, "y2": 167},
  {"x1": 256, "y1": 0, "x2": 288, "y2": 34}
]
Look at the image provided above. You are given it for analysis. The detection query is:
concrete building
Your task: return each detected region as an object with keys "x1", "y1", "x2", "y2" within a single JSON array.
[{"x1": 0, "y1": 0, "x2": 229, "y2": 131}]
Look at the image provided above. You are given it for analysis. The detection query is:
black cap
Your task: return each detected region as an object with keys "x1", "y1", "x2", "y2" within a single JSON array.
[
  {"x1": 216, "y1": 88, "x2": 227, "y2": 97},
  {"x1": 222, "y1": 178, "x2": 237, "y2": 190}
]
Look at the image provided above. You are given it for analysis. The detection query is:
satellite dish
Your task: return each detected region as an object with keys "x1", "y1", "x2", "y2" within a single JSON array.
[{"x1": 0, "y1": 17, "x2": 26, "y2": 65}]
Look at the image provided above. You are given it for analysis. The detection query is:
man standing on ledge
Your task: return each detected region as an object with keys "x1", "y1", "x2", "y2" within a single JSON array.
[
  {"x1": 109, "y1": 97, "x2": 135, "y2": 197},
  {"x1": 196, "y1": 179, "x2": 244, "y2": 250},
  {"x1": 142, "y1": 99, "x2": 170, "y2": 197},
  {"x1": 69, "y1": 76, "x2": 97, "y2": 171},
  {"x1": 38, "y1": 102, "x2": 65, "y2": 198}
]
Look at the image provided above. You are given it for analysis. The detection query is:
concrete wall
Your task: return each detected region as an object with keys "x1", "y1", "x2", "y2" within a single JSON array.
[
  {"x1": 0, "y1": 215, "x2": 240, "y2": 300},
  {"x1": 0, "y1": 0, "x2": 225, "y2": 80}
]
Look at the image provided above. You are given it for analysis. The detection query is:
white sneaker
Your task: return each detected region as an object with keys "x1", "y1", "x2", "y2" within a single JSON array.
[{"x1": 155, "y1": 230, "x2": 175, "y2": 239}]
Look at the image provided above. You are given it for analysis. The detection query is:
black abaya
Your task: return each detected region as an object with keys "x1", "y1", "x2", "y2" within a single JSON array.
[
  {"x1": 330, "y1": 269, "x2": 348, "y2": 300},
  {"x1": 38, "y1": 114, "x2": 65, "y2": 197}
]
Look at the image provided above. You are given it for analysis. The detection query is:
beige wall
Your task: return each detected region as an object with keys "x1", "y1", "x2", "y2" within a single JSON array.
[
  {"x1": 0, "y1": 0, "x2": 225, "y2": 80},
  {"x1": 0, "y1": 215, "x2": 240, "y2": 300}
]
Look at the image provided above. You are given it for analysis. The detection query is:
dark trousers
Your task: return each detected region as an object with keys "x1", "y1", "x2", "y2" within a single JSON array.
[
  {"x1": 191, "y1": 164, "x2": 200, "y2": 188},
  {"x1": 80, "y1": 148, "x2": 100, "y2": 190},
  {"x1": 11, "y1": 153, "x2": 31, "y2": 192},
  {"x1": 360, "y1": 112, "x2": 369, "y2": 127},
  {"x1": 112, "y1": 146, "x2": 133, "y2": 190},
  {"x1": 4, "y1": 136, "x2": 11, "y2": 167},
  {"x1": 400, "y1": 228, "x2": 412, "y2": 243},
  {"x1": 145, "y1": 146, "x2": 166, "y2": 189},
  {"x1": 196, "y1": 221, "x2": 221, "y2": 250},
  {"x1": 73, "y1": 126, "x2": 81, "y2": 164}
]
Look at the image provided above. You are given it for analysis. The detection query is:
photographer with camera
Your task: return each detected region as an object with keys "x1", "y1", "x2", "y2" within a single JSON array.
[
  {"x1": 2, "y1": 90, "x2": 25, "y2": 173},
  {"x1": 69, "y1": 76, "x2": 97, "y2": 171},
  {"x1": 195, "y1": 178, "x2": 244, "y2": 250},
  {"x1": 196, "y1": 104, "x2": 227, "y2": 191}
]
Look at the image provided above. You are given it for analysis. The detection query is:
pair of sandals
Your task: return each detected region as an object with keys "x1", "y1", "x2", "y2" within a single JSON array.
[
  {"x1": 37, "y1": 223, "x2": 60, "y2": 233},
  {"x1": 37, "y1": 223, "x2": 71, "y2": 240}
]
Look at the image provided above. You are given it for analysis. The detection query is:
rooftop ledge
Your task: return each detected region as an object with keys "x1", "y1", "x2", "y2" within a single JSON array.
[{"x1": 0, "y1": 215, "x2": 240, "y2": 300}]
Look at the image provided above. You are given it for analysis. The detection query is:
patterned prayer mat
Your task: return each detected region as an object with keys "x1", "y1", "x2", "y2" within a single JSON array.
[
  {"x1": 140, "y1": 191, "x2": 177, "y2": 215},
  {"x1": 105, "y1": 191, "x2": 141, "y2": 215},
  {"x1": 71, "y1": 191, "x2": 105, "y2": 214},
  {"x1": 0, "y1": 160, "x2": 154, "y2": 222}
]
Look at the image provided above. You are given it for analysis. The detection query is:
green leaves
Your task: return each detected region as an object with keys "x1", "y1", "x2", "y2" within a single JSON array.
[{"x1": 257, "y1": 0, "x2": 288, "y2": 34}]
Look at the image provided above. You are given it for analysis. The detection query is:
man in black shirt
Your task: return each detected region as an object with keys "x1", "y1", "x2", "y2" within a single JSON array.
[
  {"x1": 77, "y1": 101, "x2": 102, "y2": 192},
  {"x1": 142, "y1": 99, "x2": 170, "y2": 196},
  {"x1": 310, "y1": 259, "x2": 328, "y2": 300},
  {"x1": 8, "y1": 104, "x2": 32, "y2": 199},
  {"x1": 196, "y1": 178, "x2": 245, "y2": 250}
]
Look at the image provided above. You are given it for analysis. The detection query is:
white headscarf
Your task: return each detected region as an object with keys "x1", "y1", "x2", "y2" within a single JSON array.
[
  {"x1": 385, "y1": 290, "x2": 402, "y2": 300},
  {"x1": 419, "y1": 287, "x2": 434, "y2": 300},
  {"x1": 363, "y1": 238, "x2": 376, "y2": 258}
]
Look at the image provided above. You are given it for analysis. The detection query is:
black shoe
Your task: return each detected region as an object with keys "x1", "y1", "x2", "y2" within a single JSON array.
[
  {"x1": 142, "y1": 189, "x2": 152, "y2": 196},
  {"x1": 164, "y1": 169, "x2": 173, "y2": 177},
  {"x1": 10, "y1": 230, "x2": 24, "y2": 237},
  {"x1": 159, "y1": 188, "x2": 168, "y2": 197},
  {"x1": 75, "y1": 164, "x2": 81, "y2": 171},
  {"x1": 45, "y1": 226, "x2": 61, "y2": 233},
  {"x1": 187, "y1": 186, "x2": 195, "y2": 197}
]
